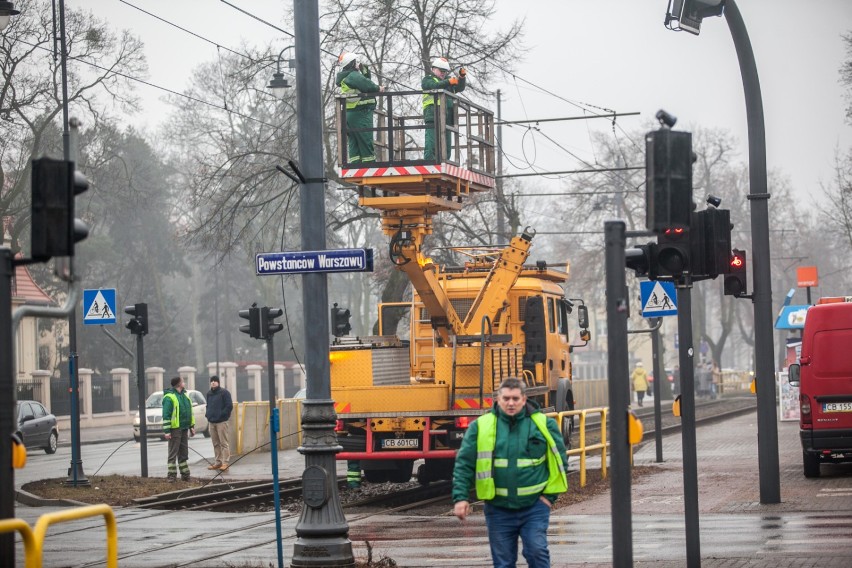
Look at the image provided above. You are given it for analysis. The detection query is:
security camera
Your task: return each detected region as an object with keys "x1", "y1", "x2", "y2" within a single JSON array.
[
  {"x1": 706, "y1": 195, "x2": 722, "y2": 208},
  {"x1": 655, "y1": 109, "x2": 677, "y2": 128}
]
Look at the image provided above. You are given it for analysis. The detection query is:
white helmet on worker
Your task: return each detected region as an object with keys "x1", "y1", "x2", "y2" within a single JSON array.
[
  {"x1": 431, "y1": 57, "x2": 451, "y2": 72},
  {"x1": 338, "y1": 51, "x2": 358, "y2": 68}
]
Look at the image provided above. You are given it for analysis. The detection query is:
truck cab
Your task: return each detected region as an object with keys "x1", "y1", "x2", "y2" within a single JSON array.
[{"x1": 789, "y1": 300, "x2": 852, "y2": 477}]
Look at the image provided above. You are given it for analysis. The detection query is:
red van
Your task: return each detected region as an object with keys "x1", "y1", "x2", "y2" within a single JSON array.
[{"x1": 789, "y1": 301, "x2": 852, "y2": 478}]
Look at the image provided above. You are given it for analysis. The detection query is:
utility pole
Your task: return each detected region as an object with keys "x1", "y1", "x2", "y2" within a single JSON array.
[
  {"x1": 496, "y1": 89, "x2": 506, "y2": 244},
  {"x1": 289, "y1": 0, "x2": 354, "y2": 566}
]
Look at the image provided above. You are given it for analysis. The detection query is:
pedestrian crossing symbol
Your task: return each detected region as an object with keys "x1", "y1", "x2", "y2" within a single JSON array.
[
  {"x1": 83, "y1": 288, "x2": 117, "y2": 325},
  {"x1": 640, "y1": 280, "x2": 678, "y2": 318}
]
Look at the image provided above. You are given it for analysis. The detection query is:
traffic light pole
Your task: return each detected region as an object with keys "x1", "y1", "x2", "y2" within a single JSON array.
[
  {"x1": 676, "y1": 279, "x2": 700, "y2": 568},
  {"x1": 135, "y1": 333, "x2": 148, "y2": 477},
  {"x1": 290, "y1": 1, "x2": 354, "y2": 566},
  {"x1": 725, "y1": 0, "x2": 780, "y2": 505},
  {"x1": 267, "y1": 333, "x2": 285, "y2": 568},
  {"x1": 0, "y1": 249, "x2": 15, "y2": 562},
  {"x1": 604, "y1": 221, "x2": 633, "y2": 568}
]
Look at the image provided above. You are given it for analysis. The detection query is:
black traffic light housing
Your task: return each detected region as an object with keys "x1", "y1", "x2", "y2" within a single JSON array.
[
  {"x1": 625, "y1": 243, "x2": 659, "y2": 280},
  {"x1": 689, "y1": 207, "x2": 732, "y2": 281},
  {"x1": 239, "y1": 304, "x2": 262, "y2": 339},
  {"x1": 646, "y1": 125, "x2": 693, "y2": 234},
  {"x1": 656, "y1": 226, "x2": 690, "y2": 278},
  {"x1": 331, "y1": 303, "x2": 352, "y2": 337},
  {"x1": 724, "y1": 249, "x2": 748, "y2": 297},
  {"x1": 30, "y1": 157, "x2": 89, "y2": 261},
  {"x1": 124, "y1": 303, "x2": 148, "y2": 336},
  {"x1": 261, "y1": 307, "x2": 284, "y2": 337}
]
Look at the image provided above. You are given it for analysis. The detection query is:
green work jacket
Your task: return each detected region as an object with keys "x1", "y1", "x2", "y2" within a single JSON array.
[
  {"x1": 452, "y1": 400, "x2": 568, "y2": 509},
  {"x1": 422, "y1": 72, "x2": 466, "y2": 122},
  {"x1": 336, "y1": 65, "x2": 380, "y2": 110},
  {"x1": 162, "y1": 388, "x2": 195, "y2": 433}
]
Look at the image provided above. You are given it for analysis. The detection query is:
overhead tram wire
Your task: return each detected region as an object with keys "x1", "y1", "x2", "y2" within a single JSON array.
[{"x1": 14, "y1": 39, "x2": 281, "y2": 131}]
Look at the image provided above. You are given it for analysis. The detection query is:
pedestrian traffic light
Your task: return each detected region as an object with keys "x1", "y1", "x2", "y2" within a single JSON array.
[
  {"x1": 656, "y1": 227, "x2": 690, "y2": 278},
  {"x1": 645, "y1": 126, "x2": 693, "y2": 234},
  {"x1": 124, "y1": 303, "x2": 148, "y2": 336},
  {"x1": 625, "y1": 243, "x2": 659, "y2": 280},
  {"x1": 724, "y1": 249, "x2": 748, "y2": 297},
  {"x1": 665, "y1": 0, "x2": 726, "y2": 36},
  {"x1": 331, "y1": 303, "x2": 352, "y2": 337},
  {"x1": 689, "y1": 207, "x2": 732, "y2": 281},
  {"x1": 262, "y1": 307, "x2": 284, "y2": 338},
  {"x1": 239, "y1": 304, "x2": 262, "y2": 339},
  {"x1": 30, "y1": 157, "x2": 90, "y2": 261}
]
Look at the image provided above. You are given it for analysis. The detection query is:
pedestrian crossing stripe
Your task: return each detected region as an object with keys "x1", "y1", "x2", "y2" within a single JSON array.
[
  {"x1": 83, "y1": 288, "x2": 117, "y2": 325},
  {"x1": 640, "y1": 280, "x2": 678, "y2": 317}
]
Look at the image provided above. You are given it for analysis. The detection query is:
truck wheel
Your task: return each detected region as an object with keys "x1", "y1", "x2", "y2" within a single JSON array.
[
  {"x1": 803, "y1": 451, "x2": 820, "y2": 478},
  {"x1": 562, "y1": 417, "x2": 574, "y2": 452},
  {"x1": 388, "y1": 460, "x2": 414, "y2": 483}
]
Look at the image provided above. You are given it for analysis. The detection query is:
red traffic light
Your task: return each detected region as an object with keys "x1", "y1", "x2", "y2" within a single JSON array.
[
  {"x1": 664, "y1": 227, "x2": 686, "y2": 239},
  {"x1": 730, "y1": 254, "x2": 744, "y2": 268}
]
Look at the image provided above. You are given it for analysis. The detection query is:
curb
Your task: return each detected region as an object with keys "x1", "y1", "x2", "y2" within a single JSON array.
[
  {"x1": 58, "y1": 436, "x2": 134, "y2": 448},
  {"x1": 16, "y1": 487, "x2": 89, "y2": 508}
]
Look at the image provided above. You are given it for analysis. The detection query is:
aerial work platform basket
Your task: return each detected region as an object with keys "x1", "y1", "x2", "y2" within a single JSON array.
[{"x1": 335, "y1": 90, "x2": 496, "y2": 208}]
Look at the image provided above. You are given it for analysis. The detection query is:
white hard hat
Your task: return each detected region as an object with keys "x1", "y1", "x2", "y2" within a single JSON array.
[
  {"x1": 338, "y1": 52, "x2": 358, "y2": 68},
  {"x1": 431, "y1": 57, "x2": 451, "y2": 71}
]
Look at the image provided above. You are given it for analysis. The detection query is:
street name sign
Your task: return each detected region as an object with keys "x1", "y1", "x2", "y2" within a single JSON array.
[
  {"x1": 256, "y1": 248, "x2": 374, "y2": 276},
  {"x1": 83, "y1": 288, "x2": 117, "y2": 325},
  {"x1": 640, "y1": 280, "x2": 678, "y2": 318}
]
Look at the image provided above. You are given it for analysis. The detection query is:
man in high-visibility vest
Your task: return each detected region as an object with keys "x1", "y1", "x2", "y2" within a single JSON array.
[
  {"x1": 452, "y1": 377, "x2": 568, "y2": 568},
  {"x1": 336, "y1": 51, "x2": 383, "y2": 164},
  {"x1": 163, "y1": 376, "x2": 195, "y2": 482},
  {"x1": 422, "y1": 56, "x2": 466, "y2": 162}
]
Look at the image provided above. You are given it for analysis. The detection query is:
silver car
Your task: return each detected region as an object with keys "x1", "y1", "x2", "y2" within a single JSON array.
[
  {"x1": 16, "y1": 400, "x2": 59, "y2": 454},
  {"x1": 133, "y1": 390, "x2": 210, "y2": 441}
]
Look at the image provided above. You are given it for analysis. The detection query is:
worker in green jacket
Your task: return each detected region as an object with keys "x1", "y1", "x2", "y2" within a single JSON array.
[
  {"x1": 452, "y1": 377, "x2": 568, "y2": 568},
  {"x1": 336, "y1": 52, "x2": 383, "y2": 165},
  {"x1": 162, "y1": 376, "x2": 195, "y2": 482},
  {"x1": 422, "y1": 56, "x2": 467, "y2": 162}
]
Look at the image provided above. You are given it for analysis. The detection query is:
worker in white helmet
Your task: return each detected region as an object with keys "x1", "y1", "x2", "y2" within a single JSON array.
[
  {"x1": 336, "y1": 51, "x2": 383, "y2": 164},
  {"x1": 422, "y1": 56, "x2": 466, "y2": 162}
]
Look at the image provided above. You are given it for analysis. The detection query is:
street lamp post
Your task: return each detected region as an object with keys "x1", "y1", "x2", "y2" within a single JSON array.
[{"x1": 268, "y1": 46, "x2": 295, "y2": 101}]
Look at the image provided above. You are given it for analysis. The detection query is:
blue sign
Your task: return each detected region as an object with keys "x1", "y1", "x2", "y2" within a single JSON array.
[
  {"x1": 83, "y1": 289, "x2": 117, "y2": 325},
  {"x1": 640, "y1": 280, "x2": 678, "y2": 317},
  {"x1": 775, "y1": 305, "x2": 810, "y2": 330},
  {"x1": 256, "y1": 248, "x2": 374, "y2": 276}
]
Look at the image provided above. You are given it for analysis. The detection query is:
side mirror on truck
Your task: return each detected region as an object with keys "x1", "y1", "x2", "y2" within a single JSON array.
[{"x1": 788, "y1": 363, "x2": 800, "y2": 387}]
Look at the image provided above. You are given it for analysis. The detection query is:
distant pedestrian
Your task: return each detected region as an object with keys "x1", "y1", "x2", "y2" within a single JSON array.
[
  {"x1": 452, "y1": 377, "x2": 568, "y2": 568},
  {"x1": 163, "y1": 376, "x2": 195, "y2": 482},
  {"x1": 632, "y1": 362, "x2": 649, "y2": 407},
  {"x1": 205, "y1": 375, "x2": 233, "y2": 472}
]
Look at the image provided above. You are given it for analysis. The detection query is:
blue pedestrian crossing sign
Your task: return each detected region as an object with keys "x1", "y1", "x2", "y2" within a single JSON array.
[
  {"x1": 83, "y1": 289, "x2": 117, "y2": 325},
  {"x1": 640, "y1": 280, "x2": 678, "y2": 318}
]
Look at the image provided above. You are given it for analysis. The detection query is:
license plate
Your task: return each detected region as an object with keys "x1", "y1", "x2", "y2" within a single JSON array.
[
  {"x1": 380, "y1": 438, "x2": 419, "y2": 449},
  {"x1": 823, "y1": 402, "x2": 852, "y2": 413}
]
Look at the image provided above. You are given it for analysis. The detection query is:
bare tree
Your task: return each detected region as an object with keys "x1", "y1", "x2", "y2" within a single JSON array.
[{"x1": 0, "y1": 0, "x2": 146, "y2": 253}]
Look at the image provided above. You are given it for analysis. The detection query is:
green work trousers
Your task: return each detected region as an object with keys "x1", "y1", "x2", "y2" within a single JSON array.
[{"x1": 346, "y1": 106, "x2": 375, "y2": 164}]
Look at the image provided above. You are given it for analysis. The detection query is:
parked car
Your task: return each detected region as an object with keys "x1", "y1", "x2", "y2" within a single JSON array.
[
  {"x1": 16, "y1": 400, "x2": 59, "y2": 454},
  {"x1": 133, "y1": 390, "x2": 209, "y2": 442}
]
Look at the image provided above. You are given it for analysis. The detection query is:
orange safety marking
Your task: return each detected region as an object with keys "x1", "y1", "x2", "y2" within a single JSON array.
[
  {"x1": 334, "y1": 402, "x2": 351, "y2": 414},
  {"x1": 453, "y1": 397, "x2": 493, "y2": 409}
]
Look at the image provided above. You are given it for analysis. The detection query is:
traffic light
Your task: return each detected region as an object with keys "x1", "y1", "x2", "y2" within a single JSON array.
[
  {"x1": 689, "y1": 207, "x2": 732, "y2": 281},
  {"x1": 239, "y1": 304, "x2": 262, "y2": 339},
  {"x1": 261, "y1": 307, "x2": 284, "y2": 338},
  {"x1": 656, "y1": 227, "x2": 690, "y2": 278},
  {"x1": 666, "y1": 0, "x2": 726, "y2": 35},
  {"x1": 124, "y1": 303, "x2": 148, "y2": 336},
  {"x1": 331, "y1": 303, "x2": 352, "y2": 337},
  {"x1": 724, "y1": 249, "x2": 748, "y2": 297},
  {"x1": 625, "y1": 243, "x2": 659, "y2": 280},
  {"x1": 645, "y1": 128, "x2": 693, "y2": 234},
  {"x1": 30, "y1": 157, "x2": 89, "y2": 261}
]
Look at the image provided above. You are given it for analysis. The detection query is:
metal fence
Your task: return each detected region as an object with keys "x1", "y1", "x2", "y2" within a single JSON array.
[
  {"x1": 128, "y1": 376, "x2": 158, "y2": 410},
  {"x1": 50, "y1": 377, "x2": 71, "y2": 416},
  {"x1": 91, "y1": 375, "x2": 122, "y2": 414},
  {"x1": 235, "y1": 371, "x2": 255, "y2": 403},
  {"x1": 16, "y1": 377, "x2": 44, "y2": 404}
]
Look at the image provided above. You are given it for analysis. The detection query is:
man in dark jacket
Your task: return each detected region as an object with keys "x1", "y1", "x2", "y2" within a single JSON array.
[
  {"x1": 163, "y1": 376, "x2": 195, "y2": 482},
  {"x1": 453, "y1": 377, "x2": 568, "y2": 568},
  {"x1": 205, "y1": 375, "x2": 233, "y2": 471},
  {"x1": 336, "y1": 51, "x2": 382, "y2": 164},
  {"x1": 422, "y1": 56, "x2": 467, "y2": 161}
]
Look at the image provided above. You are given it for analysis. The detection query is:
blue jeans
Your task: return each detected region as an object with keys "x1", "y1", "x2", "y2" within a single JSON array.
[{"x1": 484, "y1": 499, "x2": 551, "y2": 568}]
